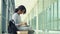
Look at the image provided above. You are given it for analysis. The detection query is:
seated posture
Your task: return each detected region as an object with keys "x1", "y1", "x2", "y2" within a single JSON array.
[{"x1": 8, "y1": 5, "x2": 26, "y2": 34}]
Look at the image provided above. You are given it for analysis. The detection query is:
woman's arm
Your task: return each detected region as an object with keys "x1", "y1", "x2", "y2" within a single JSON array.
[{"x1": 12, "y1": 13, "x2": 20, "y2": 27}]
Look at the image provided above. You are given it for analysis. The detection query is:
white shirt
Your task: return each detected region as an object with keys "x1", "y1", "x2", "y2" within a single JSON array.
[{"x1": 12, "y1": 13, "x2": 21, "y2": 25}]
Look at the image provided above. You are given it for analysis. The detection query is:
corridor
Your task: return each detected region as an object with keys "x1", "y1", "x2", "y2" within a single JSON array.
[{"x1": 0, "y1": 0, "x2": 60, "y2": 34}]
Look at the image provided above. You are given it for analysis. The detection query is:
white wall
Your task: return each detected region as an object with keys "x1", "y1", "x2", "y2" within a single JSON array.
[{"x1": 15, "y1": 0, "x2": 38, "y2": 21}]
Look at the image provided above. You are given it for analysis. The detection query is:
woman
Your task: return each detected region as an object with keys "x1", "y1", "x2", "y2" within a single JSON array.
[
  {"x1": 12, "y1": 5, "x2": 26, "y2": 27},
  {"x1": 10, "y1": 5, "x2": 26, "y2": 34}
]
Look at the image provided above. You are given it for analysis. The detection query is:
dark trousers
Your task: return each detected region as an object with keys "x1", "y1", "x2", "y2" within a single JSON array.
[{"x1": 8, "y1": 20, "x2": 19, "y2": 34}]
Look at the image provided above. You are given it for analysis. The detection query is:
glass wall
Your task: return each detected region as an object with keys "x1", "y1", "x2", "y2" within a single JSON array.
[
  {"x1": 58, "y1": 0, "x2": 60, "y2": 30},
  {"x1": 27, "y1": 0, "x2": 60, "y2": 34},
  {"x1": 31, "y1": 16, "x2": 36, "y2": 30},
  {"x1": 0, "y1": 0, "x2": 2, "y2": 34},
  {"x1": 1, "y1": 0, "x2": 15, "y2": 34},
  {"x1": 38, "y1": 0, "x2": 59, "y2": 31}
]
